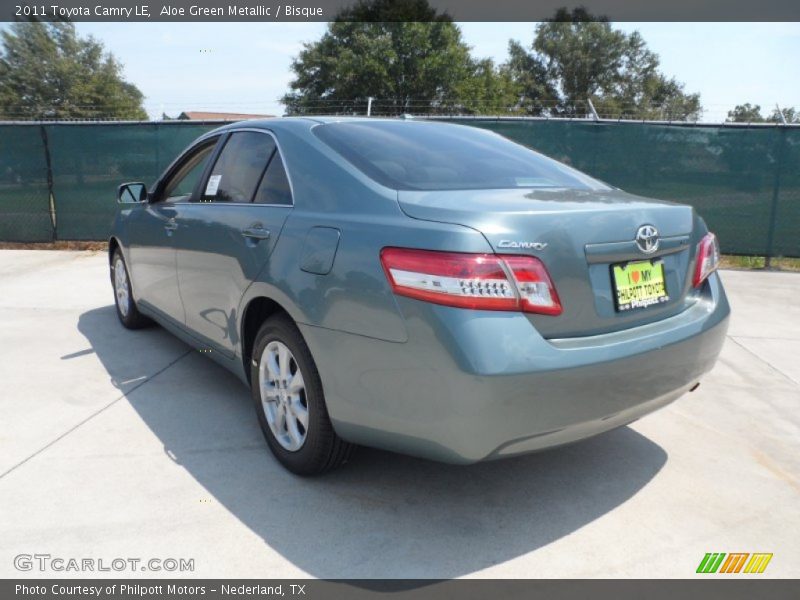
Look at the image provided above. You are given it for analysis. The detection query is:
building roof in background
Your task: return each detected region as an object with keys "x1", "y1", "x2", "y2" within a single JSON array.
[{"x1": 177, "y1": 111, "x2": 275, "y2": 121}]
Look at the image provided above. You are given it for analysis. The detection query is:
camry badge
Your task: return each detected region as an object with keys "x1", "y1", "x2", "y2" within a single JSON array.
[{"x1": 497, "y1": 240, "x2": 548, "y2": 250}]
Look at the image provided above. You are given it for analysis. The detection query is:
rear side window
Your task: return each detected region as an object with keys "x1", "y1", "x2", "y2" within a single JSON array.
[
  {"x1": 202, "y1": 131, "x2": 276, "y2": 203},
  {"x1": 254, "y1": 153, "x2": 292, "y2": 205},
  {"x1": 313, "y1": 121, "x2": 611, "y2": 192}
]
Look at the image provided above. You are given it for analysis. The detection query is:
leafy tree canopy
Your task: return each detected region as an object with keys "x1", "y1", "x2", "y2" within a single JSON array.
[
  {"x1": 0, "y1": 22, "x2": 147, "y2": 120},
  {"x1": 284, "y1": 2, "x2": 707, "y2": 120},
  {"x1": 769, "y1": 106, "x2": 799, "y2": 124},
  {"x1": 727, "y1": 103, "x2": 765, "y2": 122},
  {"x1": 504, "y1": 8, "x2": 701, "y2": 120},
  {"x1": 282, "y1": 0, "x2": 517, "y2": 115},
  {"x1": 727, "y1": 103, "x2": 799, "y2": 124}
]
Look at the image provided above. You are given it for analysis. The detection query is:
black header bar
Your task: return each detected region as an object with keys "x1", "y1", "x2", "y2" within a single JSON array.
[
  {"x1": 4, "y1": 579, "x2": 800, "y2": 600},
  {"x1": 3, "y1": 0, "x2": 800, "y2": 22}
]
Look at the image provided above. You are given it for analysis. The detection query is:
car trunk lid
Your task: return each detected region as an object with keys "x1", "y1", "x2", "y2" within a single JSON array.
[{"x1": 398, "y1": 187, "x2": 697, "y2": 338}]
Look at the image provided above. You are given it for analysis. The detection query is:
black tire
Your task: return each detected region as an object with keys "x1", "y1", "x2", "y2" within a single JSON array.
[
  {"x1": 251, "y1": 314, "x2": 354, "y2": 475},
  {"x1": 111, "y1": 249, "x2": 151, "y2": 329}
]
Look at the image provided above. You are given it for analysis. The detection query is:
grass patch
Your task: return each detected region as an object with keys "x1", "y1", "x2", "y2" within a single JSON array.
[
  {"x1": 0, "y1": 240, "x2": 108, "y2": 251},
  {"x1": 720, "y1": 255, "x2": 800, "y2": 271}
]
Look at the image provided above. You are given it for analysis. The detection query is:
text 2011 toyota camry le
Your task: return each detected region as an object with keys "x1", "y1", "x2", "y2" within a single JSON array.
[{"x1": 110, "y1": 118, "x2": 729, "y2": 474}]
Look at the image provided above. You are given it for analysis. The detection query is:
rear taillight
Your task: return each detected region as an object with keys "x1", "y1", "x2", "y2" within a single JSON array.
[
  {"x1": 693, "y1": 232, "x2": 720, "y2": 287},
  {"x1": 380, "y1": 248, "x2": 562, "y2": 315}
]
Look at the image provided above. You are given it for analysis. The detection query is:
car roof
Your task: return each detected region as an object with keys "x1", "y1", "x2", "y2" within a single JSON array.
[
  {"x1": 217, "y1": 115, "x2": 428, "y2": 133},
  {"x1": 198, "y1": 117, "x2": 474, "y2": 151}
]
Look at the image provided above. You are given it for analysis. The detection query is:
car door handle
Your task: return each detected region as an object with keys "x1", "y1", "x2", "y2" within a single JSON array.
[
  {"x1": 164, "y1": 219, "x2": 178, "y2": 233},
  {"x1": 241, "y1": 226, "x2": 271, "y2": 241}
]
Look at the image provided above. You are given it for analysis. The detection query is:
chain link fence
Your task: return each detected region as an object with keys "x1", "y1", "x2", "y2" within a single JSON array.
[
  {"x1": 0, "y1": 121, "x2": 222, "y2": 242},
  {"x1": 46, "y1": 122, "x2": 221, "y2": 240},
  {"x1": 0, "y1": 125, "x2": 53, "y2": 242},
  {"x1": 0, "y1": 119, "x2": 798, "y2": 257},
  {"x1": 447, "y1": 118, "x2": 800, "y2": 258}
]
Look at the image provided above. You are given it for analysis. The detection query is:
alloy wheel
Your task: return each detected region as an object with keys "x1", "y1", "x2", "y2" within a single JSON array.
[
  {"x1": 114, "y1": 257, "x2": 130, "y2": 317},
  {"x1": 258, "y1": 340, "x2": 309, "y2": 451}
]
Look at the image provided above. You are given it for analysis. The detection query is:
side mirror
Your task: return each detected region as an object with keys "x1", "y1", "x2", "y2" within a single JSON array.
[{"x1": 117, "y1": 182, "x2": 147, "y2": 204}]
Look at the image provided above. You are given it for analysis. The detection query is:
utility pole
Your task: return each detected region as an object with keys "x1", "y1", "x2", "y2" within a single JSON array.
[
  {"x1": 775, "y1": 103, "x2": 788, "y2": 125},
  {"x1": 765, "y1": 104, "x2": 788, "y2": 268},
  {"x1": 587, "y1": 98, "x2": 600, "y2": 121}
]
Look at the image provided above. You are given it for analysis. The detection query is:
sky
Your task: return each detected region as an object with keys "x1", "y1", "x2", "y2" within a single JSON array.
[{"x1": 31, "y1": 22, "x2": 800, "y2": 122}]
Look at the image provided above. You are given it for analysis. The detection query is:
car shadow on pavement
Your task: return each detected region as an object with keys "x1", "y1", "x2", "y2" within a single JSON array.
[{"x1": 79, "y1": 305, "x2": 668, "y2": 580}]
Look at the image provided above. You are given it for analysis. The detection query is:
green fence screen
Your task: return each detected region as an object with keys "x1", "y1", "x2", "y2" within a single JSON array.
[
  {"x1": 0, "y1": 119, "x2": 798, "y2": 257},
  {"x1": 45, "y1": 122, "x2": 219, "y2": 240},
  {"x1": 0, "y1": 125, "x2": 52, "y2": 242},
  {"x1": 455, "y1": 119, "x2": 800, "y2": 258}
]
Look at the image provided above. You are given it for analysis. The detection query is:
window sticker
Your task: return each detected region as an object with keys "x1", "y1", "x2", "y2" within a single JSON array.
[{"x1": 205, "y1": 174, "x2": 222, "y2": 196}]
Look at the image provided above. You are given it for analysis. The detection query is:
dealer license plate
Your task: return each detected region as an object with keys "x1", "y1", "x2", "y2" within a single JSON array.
[{"x1": 611, "y1": 260, "x2": 669, "y2": 311}]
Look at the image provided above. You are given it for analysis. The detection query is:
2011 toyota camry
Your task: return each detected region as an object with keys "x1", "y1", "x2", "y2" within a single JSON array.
[{"x1": 110, "y1": 118, "x2": 730, "y2": 475}]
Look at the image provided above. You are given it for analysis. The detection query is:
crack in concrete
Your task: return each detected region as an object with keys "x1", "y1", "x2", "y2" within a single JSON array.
[
  {"x1": 728, "y1": 336, "x2": 800, "y2": 388},
  {"x1": 0, "y1": 350, "x2": 192, "y2": 481}
]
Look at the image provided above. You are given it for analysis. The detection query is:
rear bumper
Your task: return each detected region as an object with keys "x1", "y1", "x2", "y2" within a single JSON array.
[{"x1": 300, "y1": 272, "x2": 730, "y2": 463}]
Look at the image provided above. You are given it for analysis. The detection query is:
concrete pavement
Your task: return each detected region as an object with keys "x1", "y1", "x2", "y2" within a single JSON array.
[{"x1": 0, "y1": 250, "x2": 798, "y2": 578}]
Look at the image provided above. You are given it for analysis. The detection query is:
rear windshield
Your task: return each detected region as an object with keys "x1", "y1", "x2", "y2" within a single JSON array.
[{"x1": 313, "y1": 120, "x2": 611, "y2": 191}]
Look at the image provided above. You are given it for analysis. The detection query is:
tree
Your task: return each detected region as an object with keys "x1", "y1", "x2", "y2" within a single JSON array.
[
  {"x1": 768, "y1": 106, "x2": 799, "y2": 124},
  {"x1": 282, "y1": 0, "x2": 514, "y2": 115},
  {"x1": 454, "y1": 58, "x2": 519, "y2": 115},
  {"x1": 505, "y1": 8, "x2": 701, "y2": 120},
  {"x1": 727, "y1": 103, "x2": 765, "y2": 123},
  {"x1": 503, "y1": 40, "x2": 559, "y2": 115},
  {"x1": 0, "y1": 22, "x2": 147, "y2": 120}
]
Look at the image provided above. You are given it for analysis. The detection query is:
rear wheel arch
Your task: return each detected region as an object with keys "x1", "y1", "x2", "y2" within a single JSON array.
[{"x1": 241, "y1": 296, "x2": 294, "y2": 383}]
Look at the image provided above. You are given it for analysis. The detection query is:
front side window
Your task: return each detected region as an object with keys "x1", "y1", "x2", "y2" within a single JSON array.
[
  {"x1": 161, "y1": 140, "x2": 216, "y2": 202},
  {"x1": 201, "y1": 132, "x2": 276, "y2": 203}
]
